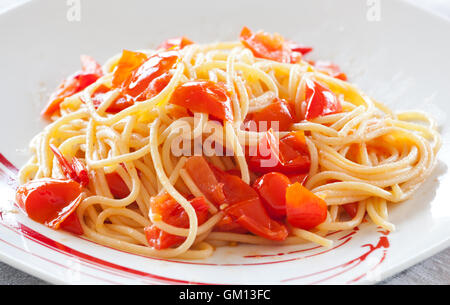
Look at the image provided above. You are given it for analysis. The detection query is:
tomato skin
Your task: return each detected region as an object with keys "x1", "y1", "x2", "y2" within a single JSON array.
[
  {"x1": 253, "y1": 172, "x2": 291, "y2": 220},
  {"x1": 158, "y1": 37, "x2": 194, "y2": 50},
  {"x1": 88, "y1": 84, "x2": 134, "y2": 113},
  {"x1": 342, "y1": 202, "x2": 359, "y2": 218},
  {"x1": 166, "y1": 104, "x2": 190, "y2": 120},
  {"x1": 144, "y1": 226, "x2": 185, "y2": 250},
  {"x1": 247, "y1": 129, "x2": 281, "y2": 174},
  {"x1": 288, "y1": 42, "x2": 313, "y2": 56},
  {"x1": 287, "y1": 173, "x2": 308, "y2": 185},
  {"x1": 183, "y1": 157, "x2": 288, "y2": 241},
  {"x1": 225, "y1": 169, "x2": 241, "y2": 177},
  {"x1": 41, "y1": 55, "x2": 103, "y2": 119},
  {"x1": 214, "y1": 214, "x2": 249, "y2": 234},
  {"x1": 80, "y1": 55, "x2": 103, "y2": 77},
  {"x1": 209, "y1": 163, "x2": 288, "y2": 241},
  {"x1": 285, "y1": 183, "x2": 327, "y2": 230},
  {"x1": 145, "y1": 193, "x2": 209, "y2": 250},
  {"x1": 112, "y1": 50, "x2": 148, "y2": 88},
  {"x1": 49, "y1": 144, "x2": 89, "y2": 187},
  {"x1": 281, "y1": 130, "x2": 308, "y2": 152},
  {"x1": 248, "y1": 130, "x2": 311, "y2": 174},
  {"x1": 147, "y1": 72, "x2": 173, "y2": 97},
  {"x1": 224, "y1": 168, "x2": 260, "y2": 186},
  {"x1": 224, "y1": 198, "x2": 288, "y2": 241},
  {"x1": 209, "y1": 165, "x2": 258, "y2": 205},
  {"x1": 59, "y1": 212, "x2": 84, "y2": 235},
  {"x1": 240, "y1": 26, "x2": 306, "y2": 64},
  {"x1": 112, "y1": 49, "x2": 178, "y2": 102},
  {"x1": 170, "y1": 80, "x2": 234, "y2": 121},
  {"x1": 312, "y1": 60, "x2": 347, "y2": 81},
  {"x1": 304, "y1": 79, "x2": 342, "y2": 120},
  {"x1": 189, "y1": 197, "x2": 210, "y2": 224},
  {"x1": 277, "y1": 131, "x2": 311, "y2": 173},
  {"x1": 105, "y1": 172, "x2": 129, "y2": 199},
  {"x1": 246, "y1": 97, "x2": 294, "y2": 132},
  {"x1": 122, "y1": 51, "x2": 179, "y2": 101},
  {"x1": 101, "y1": 95, "x2": 134, "y2": 113},
  {"x1": 185, "y1": 156, "x2": 226, "y2": 206},
  {"x1": 16, "y1": 179, "x2": 84, "y2": 235},
  {"x1": 71, "y1": 157, "x2": 89, "y2": 187},
  {"x1": 150, "y1": 193, "x2": 209, "y2": 227}
]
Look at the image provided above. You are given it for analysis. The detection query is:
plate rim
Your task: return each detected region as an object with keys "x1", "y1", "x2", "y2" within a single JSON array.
[{"x1": 0, "y1": 0, "x2": 449, "y2": 285}]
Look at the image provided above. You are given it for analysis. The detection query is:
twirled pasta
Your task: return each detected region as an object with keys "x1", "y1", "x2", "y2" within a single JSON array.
[{"x1": 18, "y1": 35, "x2": 440, "y2": 259}]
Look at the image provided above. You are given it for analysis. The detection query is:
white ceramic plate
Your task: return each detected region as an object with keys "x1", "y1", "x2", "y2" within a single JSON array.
[{"x1": 0, "y1": 0, "x2": 449, "y2": 285}]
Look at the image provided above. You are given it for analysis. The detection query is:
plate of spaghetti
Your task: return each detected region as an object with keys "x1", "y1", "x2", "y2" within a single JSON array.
[{"x1": 0, "y1": 0, "x2": 449, "y2": 284}]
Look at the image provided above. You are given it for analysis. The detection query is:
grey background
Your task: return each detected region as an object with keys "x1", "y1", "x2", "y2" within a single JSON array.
[{"x1": 0, "y1": 0, "x2": 448, "y2": 285}]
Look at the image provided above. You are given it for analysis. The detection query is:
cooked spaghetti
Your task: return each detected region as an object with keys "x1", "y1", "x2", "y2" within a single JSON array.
[{"x1": 16, "y1": 28, "x2": 441, "y2": 259}]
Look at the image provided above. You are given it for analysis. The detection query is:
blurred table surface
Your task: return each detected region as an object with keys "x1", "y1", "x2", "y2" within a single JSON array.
[{"x1": 0, "y1": 0, "x2": 449, "y2": 285}]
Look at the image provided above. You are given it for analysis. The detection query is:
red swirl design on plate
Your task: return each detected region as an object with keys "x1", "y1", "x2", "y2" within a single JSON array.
[{"x1": 282, "y1": 229, "x2": 390, "y2": 284}]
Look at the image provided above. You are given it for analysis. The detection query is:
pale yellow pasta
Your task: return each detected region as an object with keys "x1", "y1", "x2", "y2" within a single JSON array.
[{"x1": 18, "y1": 38, "x2": 440, "y2": 260}]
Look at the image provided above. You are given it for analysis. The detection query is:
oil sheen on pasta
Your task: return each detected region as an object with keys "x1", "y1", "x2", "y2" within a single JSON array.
[{"x1": 17, "y1": 28, "x2": 441, "y2": 259}]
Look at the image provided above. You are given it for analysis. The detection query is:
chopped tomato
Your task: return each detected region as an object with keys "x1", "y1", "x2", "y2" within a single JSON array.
[
  {"x1": 287, "y1": 173, "x2": 308, "y2": 185},
  {"x1": 183, "y1": 156, "x2": 288, "y2": 241},
  {"x1": 224, "y1": 168, "x2": 261, "y2": 185},
  {"x1": 287, "y1": 42, "x2": 313, "y2": 56},
  {"x1": 16, "y1": 178, "x2": 84, "y2": 235},
  {"x1": 170, "y1": 80, "x2": 234, "y2": 121},
  {"x1": 277, "y1": 131, "x2": 310, "y2": 172},
  {"x1": 112, "y1": 49, "x2": 176, "y2": 102},
  {"x1": 342, "y1": 202, "x2": 359, "y2": 218},
  {"x1": 209, "y1": 163, "x2": 288, "y2": 241},
  {"x1": 150, "y1": 193, "x2": 209, "y2": 227},
  {"x1": 88, "y1": 84, "x2": 134, "y2": 113},
  {"x1": 247, "y1": 129, "x2": 279, "y2": 173},
  {"x1": 112, "y1": 50, "x2": 148, "y2": 88},
  {"x1": 184, "y1": 156, "x2": 226, "y2": 206},
  {"x1": 41, "y1": 55, "x2": 103, "y2": 119},
  {"x1": 59, "y1": 212, "x2": 84, "y2": 235},
  {"x1": 90, "y1": 84, "x2": 112, "y2": 107},
  {"x1": 209, "y1": 164, "x2": 258, "y2": 205},
  {"x1": 226, "y1": 169, "x2": 242, "y2": 177},
  {"x1": 71, "y1": 157, "x2": 89, "y2": 186},
  {"x1": 121, "y1": 51, "x2": 179, "y2": 101},
  {"x1": 281, "y1": 130, "x2": 308, "y2": 152},
  {"x1": 144, "y1": 225, "x2": 185, "y2": 250},
  {"x1": 158, "y1": 36, "x2": 194, "y2": 50},
  {"x1": 50, "y1": 144, "x2": 89, "y2": 186},
  {"x1": 147, "y1": 72, "x2": 173, "y2": 96},
  {"x1": 166, "y1": 104, "x2": 190, "y2": 119},
  {"x1": 224, "y1": 198, "x2": 288, "y2": 241},
  {"x1": 312, "y1": 60, "x2": 347, "y2": 81},
  {"x1": 105, "y1": 172, "x2": 129, "y2": 199},
  {"x1": 285, "y1": 183, "x2": 327, "y2": 230},
  {"x1": 80, "y1": 55, "x2": 103, "y2": 77},
  {"x1": 214, "y1": 214, "x2": 249, "y2": 234},
  {"x1": 239, "y1": 26, "x2": 311, "y2": 64},
  {"x1": 248, "y1": 130, "x2": 311, "y2": 174},
  {"x1": 253, "y1": 172, "x2": 291, "y2": 220},
  {"x1": 245, "y1": 97, "x2": 294, "y2": 131},
  {"x1": 145, "y1": 193, "x2": 209, "y2": 249},
  {"x1": 304, "y1": 79, "x2": 342, "y2": 120}
]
